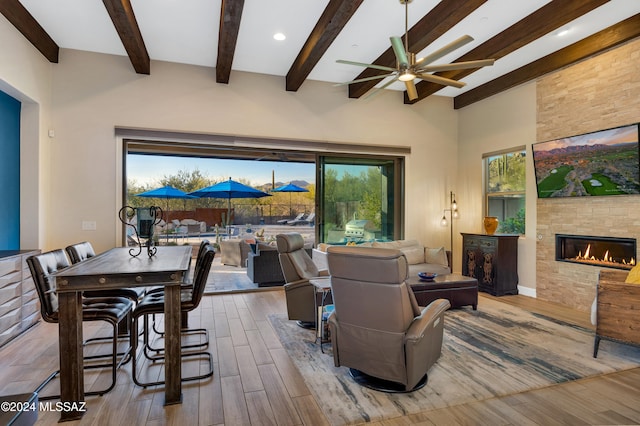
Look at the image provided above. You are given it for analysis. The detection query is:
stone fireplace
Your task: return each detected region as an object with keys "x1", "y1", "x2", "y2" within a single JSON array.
[
  {"x1": 535, "y1": 37, "x2": 640, "y2": 313},
  {"x1": 536, "y1": 196, "x2": 640, "y2": 312},
  {"x1": 555, "y1": 234, "x2": 636, "y2": 271}
]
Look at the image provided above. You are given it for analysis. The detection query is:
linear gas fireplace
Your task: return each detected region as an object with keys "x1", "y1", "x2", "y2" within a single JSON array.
[{"x1": 556, "y1": 234, "x2": 636, "y2": 270}]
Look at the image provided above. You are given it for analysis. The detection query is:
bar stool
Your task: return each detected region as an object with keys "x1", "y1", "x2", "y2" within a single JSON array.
[
  {"x1": 130, "y1": 245, "x2": 215, "y2": 387},
  {"x1": 27, "y1": 250, "x2": 133, "y2": 399}
]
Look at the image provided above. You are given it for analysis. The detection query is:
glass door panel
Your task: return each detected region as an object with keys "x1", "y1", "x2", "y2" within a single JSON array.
[{"x1": 316, "y1": 155, "x2": 403, "y2": 244}]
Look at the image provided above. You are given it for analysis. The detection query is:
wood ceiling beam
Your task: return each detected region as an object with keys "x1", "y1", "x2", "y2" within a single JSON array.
[
  {"x1": 102, "y1": 0, "x2": 149, "y2": 74},
  {"x1": 453, "y1": 14, "x2": 640, "y2": 109},
  {"x1": 286, "y1": 0, "x2": 364, "y2": 92},
  {"x1": 217, "y1": 0, "x2": 245, "y2": 84},
  {"x1": 347, "y1": 0, "x2": 487, "y2": 99},
  {"x1": 407, "y1": 0, "x2": 609, "y2": 104},
  {"x1": 0, "y1": 0, "x2": 58, "y2": 62}
]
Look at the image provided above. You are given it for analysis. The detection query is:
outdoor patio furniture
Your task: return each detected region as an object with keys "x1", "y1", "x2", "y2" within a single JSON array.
[
  {"x1": 288, "y1": 212, "x2": 315, "y2": 226},
  {"x1": 277, "y1": 213, "x2": 304, "y2": 225},
  {"x1": 219, "y1": 239, "x2": 252, "y2": 267},
  {"x1": 246, "y1": 243, "x2": 285, "y2": 286}
]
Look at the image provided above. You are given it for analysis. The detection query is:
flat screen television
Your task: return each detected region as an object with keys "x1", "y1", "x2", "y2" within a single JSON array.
[{"x1": 532, "y1": 123, "x2": 640, "y2": 198}]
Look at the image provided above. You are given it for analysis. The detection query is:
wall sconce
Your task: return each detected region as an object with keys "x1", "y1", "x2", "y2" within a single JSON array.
[
  {"x1": 440, "y1": 191, "x2": 459, "y2": 267},
  {"x1": 118, "y1": 205, "x2": 162, "y2": 258}
]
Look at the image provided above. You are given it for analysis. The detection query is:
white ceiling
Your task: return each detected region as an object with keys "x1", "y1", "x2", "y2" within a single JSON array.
[{"x1": 17, "y1": 0, "x2": 640, "y2": 97}]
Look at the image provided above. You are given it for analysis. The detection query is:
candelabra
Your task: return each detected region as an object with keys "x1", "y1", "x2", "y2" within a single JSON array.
[
  {"x1": 119, "y1": 205, "x2": 163, "y2": 258},
  {"x1": 440, "y1": 191, "x2": 459, "y2": 268}
]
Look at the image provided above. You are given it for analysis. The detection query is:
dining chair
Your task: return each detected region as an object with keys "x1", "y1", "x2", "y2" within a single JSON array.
[
  {"x1": 130, "y1": 244, "x2": 215, "y2": 387},
  {"x1": 145, "y1": 239, "x2": 211, "y2": 354},
  {"x1": 65, "y1": 241, "x2": 146, "y2": 302},
  {"x1": 27, "y1": 249, "x2": 134, "y2": 399}
]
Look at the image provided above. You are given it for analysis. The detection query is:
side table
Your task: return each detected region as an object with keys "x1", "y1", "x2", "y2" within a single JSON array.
[{"x1": 309, "y1": 277, "x2": 332, "y2": 352}]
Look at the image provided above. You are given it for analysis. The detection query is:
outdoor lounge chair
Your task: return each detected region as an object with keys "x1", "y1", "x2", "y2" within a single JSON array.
[
  {"x1": 277, "y1": 213, "x2": 304, "y2": 225},
  {"x1": 288, "y1": 212, "x2": 314, "y2": 226}
]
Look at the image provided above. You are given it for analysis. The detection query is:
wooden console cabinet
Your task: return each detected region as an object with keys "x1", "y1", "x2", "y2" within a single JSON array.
[
  {"x1": 0, "y1": 250, "x2": 40, "y2": 347},
  {"x1": 461, "y1": 233, "x2": 518, "y2": 296}
]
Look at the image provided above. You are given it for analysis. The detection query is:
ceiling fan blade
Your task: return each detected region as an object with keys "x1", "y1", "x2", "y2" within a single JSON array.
[
  {"x1": 417, "y1": 59, "x2": 495, "y2": 73},
  {"x1": 333, "y1": 73, "x2": 396, "y2": 86},
  {"x1": 336, "y1": 59, "x2": 397, "y2": 73},
  {"x1": 416, "y1": 73, "x2": 466, "y2": 89},
  {"x1": 405, "y1": 80, "x2": 418, "y2": 101},
  {"x1": 415, "y1": 35, "x2": 474, "y2": 67},
  {"x1": 363, "y1": 76, "x2": 400, "y2": 100},
  {"x1": 390, "y1": 36, "x2": 409, "y2": 68}
]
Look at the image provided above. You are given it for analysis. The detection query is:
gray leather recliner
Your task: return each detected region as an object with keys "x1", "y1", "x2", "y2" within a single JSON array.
[
  {"x1": 276, "y1": 233, "x2": 329, "y2": 326},
  {"x1": 327, "y1": 245, "x2": 451, "y2": 392}
]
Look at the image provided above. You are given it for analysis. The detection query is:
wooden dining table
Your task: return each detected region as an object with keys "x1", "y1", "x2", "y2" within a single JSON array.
[{"x1": 52, "y1": 245, "x2": 192, "y2": 421}]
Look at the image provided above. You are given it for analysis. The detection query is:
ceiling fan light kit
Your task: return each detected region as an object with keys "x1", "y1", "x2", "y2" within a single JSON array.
[{"x1": 337, "y1": 0, "x2": 495, "y2": 101}]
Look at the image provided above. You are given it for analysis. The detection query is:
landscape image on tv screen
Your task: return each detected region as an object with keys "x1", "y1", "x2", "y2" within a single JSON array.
[{"x1": 532, "y1": 124, "x2": 640, "y2": 198}]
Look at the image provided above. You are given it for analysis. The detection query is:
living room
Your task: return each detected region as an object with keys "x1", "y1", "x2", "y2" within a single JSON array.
[{"x1": 1, "y1": 2, "x2": 640, "y2": 424}]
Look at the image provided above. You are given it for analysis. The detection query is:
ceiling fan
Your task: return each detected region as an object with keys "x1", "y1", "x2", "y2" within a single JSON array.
[{"x1": 336, "y1": 0, "x2": 495, "y2": 100}]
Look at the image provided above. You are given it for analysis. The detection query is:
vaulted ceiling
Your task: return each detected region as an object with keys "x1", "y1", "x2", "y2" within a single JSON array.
[{"x1": 2, "y1": 0, "x2": 640, "y2": 109}]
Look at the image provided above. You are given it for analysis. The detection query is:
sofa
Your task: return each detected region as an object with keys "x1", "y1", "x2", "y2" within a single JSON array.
[{"x1": 312, "y1": 239, "x2": 451, "y2": 277}]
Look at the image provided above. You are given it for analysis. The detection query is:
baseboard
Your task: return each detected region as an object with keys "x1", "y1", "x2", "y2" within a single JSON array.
[{"x1": 517, "y1": 285, "x2": 536, "y2": 298}]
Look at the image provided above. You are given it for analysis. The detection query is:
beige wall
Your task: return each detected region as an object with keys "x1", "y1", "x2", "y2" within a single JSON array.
[
  {"x1": 47, "y1": 49, "x2": 459, "y2": 253},
  {"x1": 0, "y1": 15, "x2": 53, "y2": 250},
  {"x1": 457, "y1": 83, "x2": 537, "y2": 292}
]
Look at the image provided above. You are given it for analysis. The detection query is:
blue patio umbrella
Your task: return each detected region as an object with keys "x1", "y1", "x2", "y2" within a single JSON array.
[
  {"x1": 272, "y1": 183, "x2": 309, "y2": 216},
  {"x1": 189, "y1": 178, "x2": 271, "y2": 226},
  {"x1": 135, "y1": 185, "x2": 195, "y2": 223}
]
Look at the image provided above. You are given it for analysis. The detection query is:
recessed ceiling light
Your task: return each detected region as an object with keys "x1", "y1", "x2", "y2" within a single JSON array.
[
  {"x1": 557, "y1": 28, "x2": 570, "y2": 37},
  {"x1": 273, "y1": 33, "x2": 286, "y2": 41}
]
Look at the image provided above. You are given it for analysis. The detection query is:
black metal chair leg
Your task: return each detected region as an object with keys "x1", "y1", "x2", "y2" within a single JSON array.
[
  {"x1": 131, "y1": 314, "x2": 213, "y2": 388},
  {"x1": 36, "y1": 319, "x2": 131, "y2": 400}
]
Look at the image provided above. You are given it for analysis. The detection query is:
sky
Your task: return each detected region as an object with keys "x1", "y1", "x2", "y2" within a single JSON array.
[
  {"x1": 535, "y1": 124, "x2": 639, "y2": 151},
  {"x1": 127, "y1": 154, "x2": 316, "y2": 188}
]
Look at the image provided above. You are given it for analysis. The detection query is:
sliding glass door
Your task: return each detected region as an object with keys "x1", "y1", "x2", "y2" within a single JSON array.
[{"x1": 316, "y1": 155, "x2": 404, "y2": 244}]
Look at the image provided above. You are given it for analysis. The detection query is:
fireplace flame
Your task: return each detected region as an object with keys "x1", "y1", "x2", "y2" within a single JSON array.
[{"x1": 572, "y1": 244, "x2": 635, "y2": 268}]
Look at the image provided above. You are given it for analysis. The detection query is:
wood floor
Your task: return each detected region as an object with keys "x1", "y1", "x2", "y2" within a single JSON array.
[{"x1": 1, "y1": 290, "x2": 639, "y2": 425}]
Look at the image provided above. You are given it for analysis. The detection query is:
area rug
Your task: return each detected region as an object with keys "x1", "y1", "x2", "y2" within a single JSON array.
[{"x1": 268, "y1": 297, "x2": 640, "y2": 425}]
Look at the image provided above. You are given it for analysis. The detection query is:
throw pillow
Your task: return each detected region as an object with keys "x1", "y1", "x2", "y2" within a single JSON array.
[
  {"x1": 425, "y1": 246, "x2": 448, "y2": 267},
  {"x1": 373, "y1": 239, "x2": 420, "y2": 250},
  {"x1": 401, "y1": 246, "x2": 425, "y2": 265},
  {"x1": 625, "y1": 264, "x2": 640, "y2": 284}
]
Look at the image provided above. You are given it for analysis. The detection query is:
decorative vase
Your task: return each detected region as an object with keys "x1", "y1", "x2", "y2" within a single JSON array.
[{"x1": 483, "y1": 216, "x2": 499, "y2": 235}]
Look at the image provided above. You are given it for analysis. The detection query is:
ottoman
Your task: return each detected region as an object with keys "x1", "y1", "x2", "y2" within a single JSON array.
[{"x1": 408, "y1": 273, "x2": 478, "y2": 310}]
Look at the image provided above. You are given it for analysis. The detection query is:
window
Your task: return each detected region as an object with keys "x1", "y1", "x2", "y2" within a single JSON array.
[
  {"x1": 484, "y1": 147, "x2": 526, "y2": 234},
  {"x1": 317, "y1": 155, "x2": 404, "y2": 244}
]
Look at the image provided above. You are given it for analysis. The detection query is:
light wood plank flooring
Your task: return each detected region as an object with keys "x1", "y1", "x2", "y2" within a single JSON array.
[{"x1": 0, "y1": 291, "x2": 638, "y2": 425}]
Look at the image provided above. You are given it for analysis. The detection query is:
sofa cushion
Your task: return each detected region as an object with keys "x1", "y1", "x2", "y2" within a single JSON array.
[
  {"x1": 425, "y1": 246, "x2": 448, "y2": 267},
  {"x1": 401, "y1": 245, "x2": 425, "y2": 265}
]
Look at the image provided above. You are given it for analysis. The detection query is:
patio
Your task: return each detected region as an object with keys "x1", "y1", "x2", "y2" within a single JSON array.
[{"x1": 168, "y1": 224, "x2": 315, "y2": 294}]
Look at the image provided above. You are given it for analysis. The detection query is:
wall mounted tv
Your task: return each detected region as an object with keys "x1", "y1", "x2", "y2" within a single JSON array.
[{"x1": 532, "y1": 123, "x2": 640, "y2": 198}]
